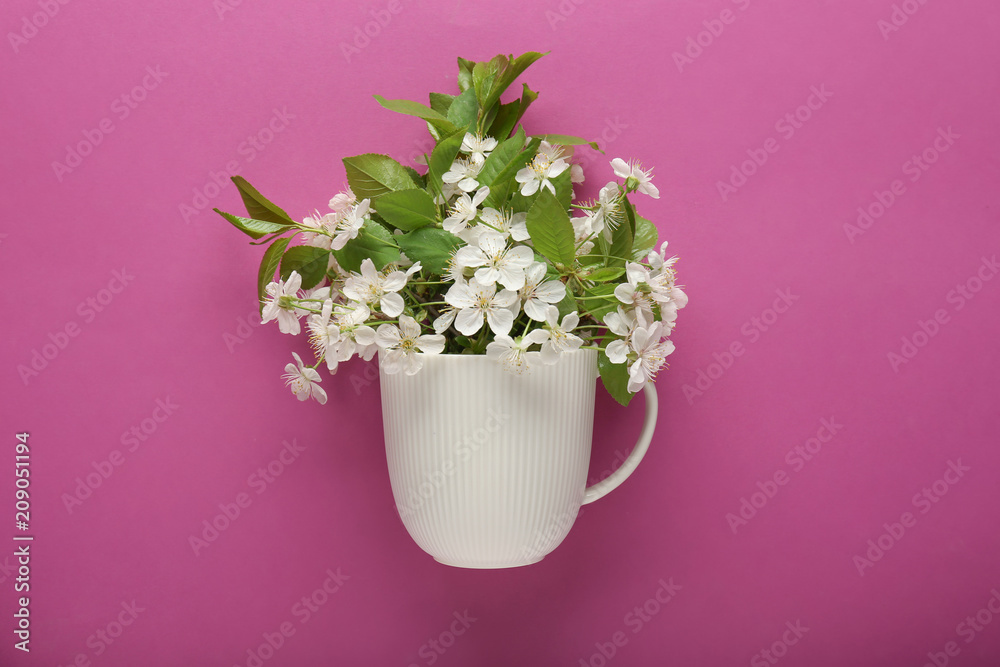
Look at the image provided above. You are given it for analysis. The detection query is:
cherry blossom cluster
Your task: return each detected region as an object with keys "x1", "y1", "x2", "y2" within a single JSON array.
[{"x1": 258, "y1": 138, "x2": 686, "y2": 405}]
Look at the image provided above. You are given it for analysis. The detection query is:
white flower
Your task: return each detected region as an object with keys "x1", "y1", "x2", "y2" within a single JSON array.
[
  {"x1": 486, "y1": 330, "x2": 548, "y2": 374},
  {"x1": 657, "y1": 284, "x2": 688, "y2": 323},
  {"x1": 570, "y1": 163, "x2": 585, "y2": 184},
  {"x1": 604, "y1": 306, "x2": 647, "y2": 364},
  {"x1": 330, "y1": 199, "x2": 371, "y2": 251},
  {"x1": 539, "y1": 307, "x2": 583, "y2": 365},
  {"x1": 282, "y1": 352, "x2": 327, "y2": 404},
  {"x1": 480, "y1": 207, "x2": 529, "y2": 242},
  {"x1": 520, "y1": 262, "x2": 566, "y2": 321},
  {"x1": 571, "y1": 216, "x2": 596, "y2": 258},
  {"x1": 443, "y1": 187, "x2": 490, "y2": 236},
  {"x1": 644, "y1": 241, "x2": 687, "y2": 316},
  {"x1": 376, "y1": 315, "x2": 446, "y2": 375},
  {"x1": 453, "y1": 230, "x2": 534, "y2": 290},
  {"x1": 433, "y1": 181, "x2": 463, "y2": 206},
  {"x1": 262, "y1": 271, "x2": 305, "y2": 335},
  {"x1": 343, "y1": 259, "x2": 420, "y2": 318},
  {"x1": 611, "y1": 157, "x2": 659, "y2": 199},
  {"x1": 456, "y1": 207, "x2": 529, "y2": 246},
  {"x1": 328, "y1": 189, "x2": 356, "y2": 213},
  {"x1": 605, "y1": 305, "x2": 646, "y2": 338},
  {"x1": 538, "y1": 140, "x2": 568, "y2": 162},
  {"x1": 646, "y1": 241, "x2": 676, "y2": 272},
  {"x1": 442, "y1": 158, "x2": 482, "y2": 193},
  {"x1": 613, "y1": 262, "x2": 656, "y2": 318},
  {"x1": 307, "y1": 300, "x2": 341, "y2": 367},
  {"x1": 444, "y1": 277, "x2": 519, "y2": 336},
  {"x1": 626, "y1": 322, "x2": 674, "y2": 392},
  {"x1": 461, "y1": 133, "x2": 498, "y2": 165},
  {"x1": 444, "y1": 250, "x2": 466, "y2": 284},
  {"x1": 589, "y1": 181, "x2": 623, "y2": 240},
  {"x1": 515, "y1": 150, "x2": 569, "y2": 196},
  {"x1": 301, "y1": 210, "x2": 337, "y2": 250},
  {"x1": 308, "y1": 301, "x2": 377, "y2": 372}
]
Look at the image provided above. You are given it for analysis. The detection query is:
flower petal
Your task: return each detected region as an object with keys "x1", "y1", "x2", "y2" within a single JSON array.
[
  {"x1": 375, "y1": 323, "x2": 401, "y2": 348},
  {"x1": 486, "y1": 307, "x2": 514, "y2": 336},
  {"x1": 416, "y1": 334, "x2": 446, "y2": 355},
  {"x1": 380, "y1": 292, "x2": 404, "y2": 317},
  {"x1": 455, "y1": 308, "x2": 484, "y2": 336}
]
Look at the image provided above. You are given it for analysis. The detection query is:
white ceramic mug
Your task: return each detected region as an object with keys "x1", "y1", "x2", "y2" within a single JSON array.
[{"x1": 379, "y1": 348, "x2": 657, "y2": 568}]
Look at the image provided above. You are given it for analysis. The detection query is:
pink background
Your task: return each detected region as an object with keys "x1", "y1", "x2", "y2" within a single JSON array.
[{"x1": 3, "y1": 0, "x2": 1000, "y2": 665}]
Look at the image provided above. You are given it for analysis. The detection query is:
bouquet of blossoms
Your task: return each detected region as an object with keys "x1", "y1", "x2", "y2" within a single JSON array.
[{"x1": 216, "y1": 52, "x2": 687, "y2": 407}]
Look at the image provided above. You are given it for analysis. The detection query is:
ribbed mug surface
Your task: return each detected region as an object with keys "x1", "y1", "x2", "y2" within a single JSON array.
[{"x1": 380, "y1": 349, "x2": 598, "y2": 568}]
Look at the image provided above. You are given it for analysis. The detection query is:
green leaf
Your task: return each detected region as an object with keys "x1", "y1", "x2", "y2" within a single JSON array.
[
  {"x1": 599, "y1": 346, "x2": 635, "y2": 407},
  {"x1": 429, "y1": 92, "x2": 455, "y2": 116},
  {"x1": 585, "y1": 267, "x2": 625, "y2": 282},
  {"x1": 446, "y1": 87, "x2": 478, "y2": 128},
  {"x1": 535, "y1": 134, "x2": 601, "y2": 151},
  {"x1": 551, "y1": 168, "x2": 574, "y2": 210},
  {"x1": 231, "y1": 176, "x2": 295, "y2": 225},
  {"x1": 622, "y1": 194, "x2": 638, "y2": 236},
  {"x1": 343, "y1": 154, "x2": 419, "y2": 202},
  {"x1": 604, "y1": 198, "x2": 635, "y2": 267},
  {"x1": 280, "y1": 246, "x2": 329, "y2": 290},
  {"x1": 332, "y1": 221, "x2": 400, "y2": 272},
  {"x1": 403, "y1": 166, "x2": 427, "y2": 189},
  {"x1": 555, "y1": 289, "x2": 577, "y2": 320},
  {"x1": 256, "y1": 236, "x2": 291, "y2": 314},
  {"x1": 511, "y1": 83, "x2": 539, "y2": 132},
  {"x1": 478, "y1": 126, "x2": 526, "y2": 187},
  {"x1": 373, "y1": 95, "x2": 458, "y2": 135},
  {"x1": 396, "y1": 227, "x2": 462, "y2": 274},
  {"x1": 481, "y1": 51, "x2": 547, "y2": 111},
  {"x1": 483, "y1": 136, "x2": 541, "y2": 209},
  {"x1": 525, "y1": 189, "x2": 576, "y2": 267},
  {"x1": 427, "y1": 128, "x2": 466, "y2": 197},
  {"x1": 632, "y1": 214, "x2": 658, "y2": 261},
  {"x1": 472, "y1": 54, "x2": 509, "y2": 110},
  {"x1": 457, "y1": 57, "x2": 476, "y2": 92},
  {"x1": 606, "y1": 215, "x2": 633, "y2": 268},
  {"x1": 582, "y1": 283, "x2": 619, "y2": 321},
  {"x1": 215, "y1": 209, "x2": 293, "y2": 240},
  {"x1": 488, "y1": 100, "x2": 521, "y2": 142},
  {"x1": 375, "y1": 189, "x2": 438, "y2": 231}
]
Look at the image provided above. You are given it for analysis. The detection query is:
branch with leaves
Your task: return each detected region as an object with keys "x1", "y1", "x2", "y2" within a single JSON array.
[{"x1": 216, "y1": 52, "x2": 687, "y2": 407}]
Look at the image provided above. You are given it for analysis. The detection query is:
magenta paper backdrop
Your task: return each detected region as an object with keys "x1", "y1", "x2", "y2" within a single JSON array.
[{"x1": 2, "y1": 0, "x2": 999, "y2": 665}]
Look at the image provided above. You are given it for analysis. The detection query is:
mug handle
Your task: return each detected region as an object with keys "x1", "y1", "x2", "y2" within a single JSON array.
[{"x1": 582, "y1": 384, "x2": 658, "y2": 505}]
